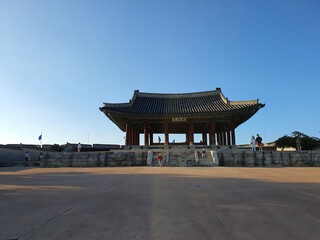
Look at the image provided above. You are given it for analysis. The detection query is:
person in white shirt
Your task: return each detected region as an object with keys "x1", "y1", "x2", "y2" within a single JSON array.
[
  {"x1": 250, "y1": 136, "x2": 256, "y2": 151},
  {"x1": 77, "y1": 142, "x2": 81, "y2": 152}
]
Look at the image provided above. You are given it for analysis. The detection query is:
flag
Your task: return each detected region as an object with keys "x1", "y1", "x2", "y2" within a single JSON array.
[{"x1": 38, "y1": 134, "x2": 42, "y2": 141}]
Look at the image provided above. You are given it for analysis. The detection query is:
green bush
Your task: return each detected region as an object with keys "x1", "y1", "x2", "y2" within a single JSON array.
[{"x1": 274, "y1": 131, "x2": 320, "y2": 150}]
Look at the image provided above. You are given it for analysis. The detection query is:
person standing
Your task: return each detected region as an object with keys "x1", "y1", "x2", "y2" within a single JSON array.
[
  {"x1": 250, "y1": 135, "x2": 256, "y2": 151},
  {"x1": 256, "y1": 134, "x2": 263, "y2": 151},
  {"x1": 296, "y1": 138, "x2": 302, "y2": 151},
  {"x1": 157, "y1": 153, "x2": 163, "y2": 168},
  {"x1": 77, "y1": 142, "x2": 81, "y2": 152},
  {"x1": 25, "y1": 151, "x2": 30, "y2": 161},
  {"x1": 201, "y1": 148, "x2": 206, "y2": 157}
]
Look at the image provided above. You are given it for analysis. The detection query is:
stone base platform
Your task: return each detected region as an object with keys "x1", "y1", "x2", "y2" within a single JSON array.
[{"x1": 38, "y1": 145, "x2": 320, "y2": 167}]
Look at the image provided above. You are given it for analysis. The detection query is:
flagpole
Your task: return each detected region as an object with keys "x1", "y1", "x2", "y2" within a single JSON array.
[{"x1": 39, "y1": 133, "x2": 42, "y2": 148}]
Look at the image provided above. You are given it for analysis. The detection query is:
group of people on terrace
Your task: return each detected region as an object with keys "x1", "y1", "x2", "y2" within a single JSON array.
[
  {"x1": 250, "y1": 134, "x2": 263, "y2": 151},
  {"x1": 250, "y1": 134, "x2": 302, "y2": 151}
]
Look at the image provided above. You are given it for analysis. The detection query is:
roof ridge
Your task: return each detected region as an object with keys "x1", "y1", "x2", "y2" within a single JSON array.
[
  {"x1": 230, "y1": 100, "x2": 259, "y2": 105},
  {"x1": 134, "y1": 89, "x2": 220, "y2": 99},
  {"x1": 102, "y1": 102, "x2": 130, "y2": 108}
]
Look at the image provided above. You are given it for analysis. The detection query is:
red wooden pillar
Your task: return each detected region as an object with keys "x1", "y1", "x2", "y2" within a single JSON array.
[
  {"x1": 126, "y1": 124, "x2": 132, "y2": 145},
  {"x1": 219, "y1": 129, "x2": 223, "y2": 145},
  {"x1": 125, "y1": 124, "x2": 129, "y2": 145},
  {"x1": 209, "y1": 121, "x2": 216, "y2": 145},
  {"x1": 150, "y1": 132, "x2": 154, "y2": 145},
  {"x1": 164, "y1": 122, "x2": 169, "y2": 145},
  {"x1": 133, "y1": 129, "x2": 139, "y2": 145},
  {"x1": 136, "y1": 131, "x2": 140, "y2": 145},
  {"x1": 231, "y1": 122, "x2": 236, "y2": 145},
  {"x1": 202, "y1": 132, "x2": 207, "y2": 145},
  {"x1": 227, "y1": 124, "x2": 231, "y2": 146},
  {"x1": 189, "y1": 122, "x2": 194, "y2": 144},
  {"x1": 144, "y1": 122, "x2": 149, "y2": 146},
  {"x1": 131, "y1": 128, "x2": 135, "y2": 145}
]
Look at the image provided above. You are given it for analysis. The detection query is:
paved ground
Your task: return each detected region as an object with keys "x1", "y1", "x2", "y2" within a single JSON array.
[{"x1": 0, "y1": 167, "x2": 320, "y2": 240}]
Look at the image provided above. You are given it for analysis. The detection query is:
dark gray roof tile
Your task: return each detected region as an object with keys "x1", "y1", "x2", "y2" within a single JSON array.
[{"x1": 100, "y1": 89, "x2": 265, "y2": 119}]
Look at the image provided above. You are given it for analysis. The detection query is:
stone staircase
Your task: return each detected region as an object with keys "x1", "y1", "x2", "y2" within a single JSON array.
[
  {"x1": 196, "y1": 151, "x2": 216, "y2": 166},
  {"x1": 145, "y1": 146, "x2": 218, "y2": 167}
]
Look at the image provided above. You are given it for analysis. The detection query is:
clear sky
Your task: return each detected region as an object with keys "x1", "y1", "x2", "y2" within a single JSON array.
[{"x1": 1, "y1": 0, "x2": 319, "y2": 146}]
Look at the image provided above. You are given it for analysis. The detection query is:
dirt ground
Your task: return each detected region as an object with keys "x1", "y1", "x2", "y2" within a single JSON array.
[{"x1": 1, "y1": 167, "x2": 320, "y2": 240}]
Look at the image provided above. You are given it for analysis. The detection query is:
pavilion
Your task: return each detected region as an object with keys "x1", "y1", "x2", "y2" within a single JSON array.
[{"x1": 100, "y1": 88, "x2": 265, "y2": 146}]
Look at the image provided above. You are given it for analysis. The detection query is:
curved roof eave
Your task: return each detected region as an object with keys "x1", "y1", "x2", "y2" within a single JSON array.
[
  {"x1": 105, "y1": 104, "x2": 264, "y2": 120},
  {"x1": 100, "y1": 89, "x2": 265, "y2": 131}
]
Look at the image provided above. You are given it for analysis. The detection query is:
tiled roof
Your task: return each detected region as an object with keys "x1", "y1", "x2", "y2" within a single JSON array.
[{"x1": 100, "y1": 88, "x2": 265, "y2": 119}]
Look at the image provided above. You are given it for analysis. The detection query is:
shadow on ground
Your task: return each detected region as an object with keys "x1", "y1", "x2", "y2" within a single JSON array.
[{"x1": 0, "y1": 167, "x2": 320, "y2": 240}]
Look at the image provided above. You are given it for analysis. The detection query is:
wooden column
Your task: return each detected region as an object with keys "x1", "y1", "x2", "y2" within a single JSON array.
[
  {"x1": 227, "y1": 124, "x2": 231, "y2": 145},
  {"x1": 164, "y1": 122, "x2": 169, "y2": 145},
  {"x1": 126, "y1": 124, "x2": 132, "y2": 145},
  {"x1": 219, "y1": 129, "x2": 223, "y2": 145},
  {"x1": 133, "y1": 129, "x2": 139, "y2": 145},
  {"x1": 129, "y1": 125, "x2": 131, "y2": 145},
  {"x1": 150, "y1": 132, "x2": 154, "y2": 145},
  {"x1": 189, "y1": 122, "x2": 194, "y2": 144},
  {"x1": 224, "y1": 131, "x2": 227, "y2": 145},
  {"x1": 144, "y1": 122, "x2": 149, "y2": 146},
  {"x1": 202, "y1": 132, "x2": 207, "y2": 145},
  {"x1": 209, "y1": 121, "x2": 216, "y2": 145},
  {"x1": 131, "y1": 130, "x2": 134, "y2": 145},
  {"x1": 136, "y1": 131, "x2": 140, "y2": 145},
  {"x1": 220, "y1": 127, "x2": 223, "y2": 145},
  {"x1": 231, "y1": 122, "x2": 236, "y2": 145},
  {"x1": 130, "y1": 128, "x2": 134, "y2": 145},
  {"x1": 125, "y1": 124, "x2": 129, "y2": 145}
]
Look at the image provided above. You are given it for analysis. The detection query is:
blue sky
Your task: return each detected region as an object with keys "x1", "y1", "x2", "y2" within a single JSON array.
[{"x1": 1, "y1": 0, "x2": 319, "y2": 146}]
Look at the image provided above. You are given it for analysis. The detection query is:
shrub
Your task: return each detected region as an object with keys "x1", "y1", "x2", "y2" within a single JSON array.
[{"x1": 274, "y1": 131, "x2": 320, "y2": 150}]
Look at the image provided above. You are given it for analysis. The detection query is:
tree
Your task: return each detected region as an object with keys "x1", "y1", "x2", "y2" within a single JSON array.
[{"x1": 274, "y1": 131, "x2": 320, "y2": 150}]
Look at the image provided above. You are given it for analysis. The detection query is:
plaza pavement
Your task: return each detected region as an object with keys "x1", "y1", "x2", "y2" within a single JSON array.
[{"x1": 0, "y1": 167, "x2": 320, "y2": 240}]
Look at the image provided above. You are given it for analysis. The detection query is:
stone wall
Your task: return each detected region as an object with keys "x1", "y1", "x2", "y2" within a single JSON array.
[
  {"x1": 40, "y1": 151, "x2": 148, "y2": 167},
  {"x1": 0, "y1": 146, "x2": 43, "y2": 167},
  {"x1": 219, "y1": 149, "x2": 320, "y2": 167},
  {"x1": 38, "y1": 147, "x2": 320, "y2": 167},
  {"x1": 1, "y1": 145, "x2": 320, "y2": 167}
]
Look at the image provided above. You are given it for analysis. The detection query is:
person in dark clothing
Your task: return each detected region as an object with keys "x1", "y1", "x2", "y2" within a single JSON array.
[{"x1": 256, "y1": 134, "x2": 263, "y2": 151}]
